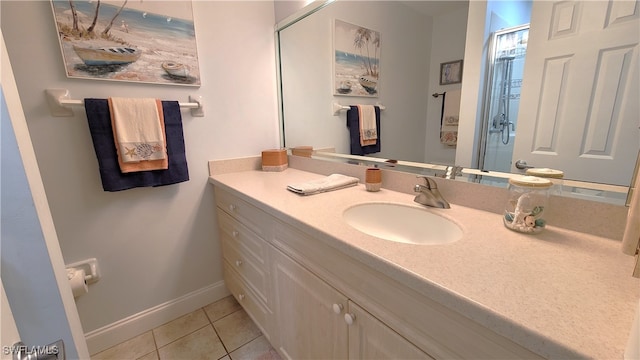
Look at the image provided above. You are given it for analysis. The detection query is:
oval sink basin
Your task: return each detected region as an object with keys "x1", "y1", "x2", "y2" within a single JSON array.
[{"x1": 343, "y1": 202, "x2": 462, "y2": 245}]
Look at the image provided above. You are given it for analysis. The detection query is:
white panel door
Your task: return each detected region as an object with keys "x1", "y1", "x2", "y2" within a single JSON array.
[
  {"x1": 512, "y1": 0, "x2": 639, "y2": 185},
  {"x1": 1, "y1": 30, "x2": 89, "y2": 359}
]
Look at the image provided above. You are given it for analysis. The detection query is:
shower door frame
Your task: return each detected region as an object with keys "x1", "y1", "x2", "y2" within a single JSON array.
[{"x1": 476, "y1": 23, "x2": 530, "y2": 172}]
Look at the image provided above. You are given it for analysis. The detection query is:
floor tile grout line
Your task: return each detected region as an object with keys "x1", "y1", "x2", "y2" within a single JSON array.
[
  {"x1": 203, "y1": 305, "x2": 232, "y2": 357},
  {"x1": 150, "y1": 329, "x2": 158, "y2": 357},
  {"x1": 209, "y1": 319, "x2": 232, "y2": 356},
  {"x1": 208, "y1": 307, "x2": 263, "y2": 354},
  {"x1": 154, "y1": 322, "x2": 212, "y2": 353},
  {"x1": 95, "y1": 298, "x2": 247, "y2": 359},
  {"x1": 152, "y1": 299, "x2": 241, "y2": 358},
  {"x1": 206, "y1": 306, "x2": 244, "y2": 325},
  {"x1": 225, "y1": 333, "x2": 264, "y2": 358}
]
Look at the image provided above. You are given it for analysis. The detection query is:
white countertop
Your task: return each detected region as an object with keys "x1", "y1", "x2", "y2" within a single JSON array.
[{"x1": 209, "y1": 168, "x2": 639, "y2": 359}]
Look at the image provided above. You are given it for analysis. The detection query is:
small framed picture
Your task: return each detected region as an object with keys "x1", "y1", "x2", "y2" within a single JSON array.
[{"x1": 439, "y1": 60, "x2": 463, "y2": 85}]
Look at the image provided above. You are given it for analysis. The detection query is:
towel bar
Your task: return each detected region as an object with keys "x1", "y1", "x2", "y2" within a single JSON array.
[
  {"x1": 45, "y1": 88, "x2": 204, "y2": 117},
  {"x1": 332, "y1": 102, "x2": 386, "y2": 116}
]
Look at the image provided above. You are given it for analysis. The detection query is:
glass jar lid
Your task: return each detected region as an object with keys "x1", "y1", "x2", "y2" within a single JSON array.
[
  {"x1": 508, "y1": 175, "x2": 553, "y2": 188},
  {"x1": 525, "y1": 168, "x2": 564, "y2": 179}
]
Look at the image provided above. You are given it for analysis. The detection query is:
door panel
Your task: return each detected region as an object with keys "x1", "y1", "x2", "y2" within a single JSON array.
[
  {"x1": 513, "y1": 0, "x2": 639, "y2": 185},
  {"x1": 1, "y1": 30, "x2": 89, "y2": 359},
  {"x1": 1, "y1": 283, "x2": 20, "y2": 360}
]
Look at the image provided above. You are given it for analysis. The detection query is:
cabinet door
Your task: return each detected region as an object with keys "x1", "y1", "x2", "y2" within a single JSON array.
[
  {"x1": 347, "y1": 301, "x2": 434, "y2": 360},
  {"x1": 271, "y1": 246, "x2": 348, "y2": 360}
]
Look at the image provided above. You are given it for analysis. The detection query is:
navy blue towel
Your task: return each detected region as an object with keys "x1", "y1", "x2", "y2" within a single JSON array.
[
  {"x1": 84, "y1": 99, "x2": 189, "y2": 192},
  {"x1": 346, "y1": 105, "x2": 381, "y2": 155}
]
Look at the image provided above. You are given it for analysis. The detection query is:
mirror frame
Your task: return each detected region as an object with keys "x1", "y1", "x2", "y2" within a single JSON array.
[{"x1": 275, "y1": 0, "x2": 632, "y2": 205}]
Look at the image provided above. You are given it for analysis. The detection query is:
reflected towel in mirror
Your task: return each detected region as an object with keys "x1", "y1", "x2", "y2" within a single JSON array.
[
  {"x1": 358, "y1": 105, "x2": 377, "y2": 146},
  {"x1": 347, "y1": 105, "x2": 381, "y2": 155},
  {"x1": 440, "y1": 89, "x2": 461, "y2": 146}
]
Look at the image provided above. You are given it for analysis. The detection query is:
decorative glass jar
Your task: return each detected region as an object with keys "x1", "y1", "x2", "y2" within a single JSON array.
[
  {"x1": 504, "y1": 176, "x2": 553, "y2": 234},
  {"x1": 526, "y1": 168, "x2": 564, "y2": 195}
]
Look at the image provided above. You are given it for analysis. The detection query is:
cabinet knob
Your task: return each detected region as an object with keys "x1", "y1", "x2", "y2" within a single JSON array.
[
  {"x1": 238, "y1": 293, "x2": 245, "y2": 301},
  {"x1": 229, "y1": 204, "x2": 237, "y2": 212},
  {"x1": 235, "y1": 260, "x2": 243, "y2": 267},
  {"x1": 232, "y1": 230, "x2": 239, "y2": 238},
  {"x1": 332, "y1": 303, "x2": 344, "y2": 314},
  {"x1": 344, "y1": 313, "x2": 356, "y2": 325}
]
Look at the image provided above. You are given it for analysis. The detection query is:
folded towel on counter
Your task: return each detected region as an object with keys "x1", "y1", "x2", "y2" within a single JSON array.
[
  {"x1": 622, "y1": 167, "x2": 640, "y2": 256},
  {"x1": 108, "y1": 97, "x2": 168, "y2": 171},
  {"x1": 358, "y1": 105, "x2": 377, "y2": 146},
  {"x1": 347, "y1": 106, "x2": 381, "y2": 155},
  {"x1": 84, "y1": 99, "x2": 189, "y2": 192},
  {"x1": 440, "y1": 89, "x2": 461, "y2": 146},
  {"x1": 287, "y1": 174, "x2": 359, "y2": 196}
]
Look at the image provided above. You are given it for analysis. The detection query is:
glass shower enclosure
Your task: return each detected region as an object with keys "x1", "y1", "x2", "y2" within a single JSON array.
[{"x1": 478, "y1": 24, "x2": 529, "y2": 173}]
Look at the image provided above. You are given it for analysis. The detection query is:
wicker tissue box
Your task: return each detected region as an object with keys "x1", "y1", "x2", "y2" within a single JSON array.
[{"x1": 261, "y1": 149, "x2": 288, "y2": 172}]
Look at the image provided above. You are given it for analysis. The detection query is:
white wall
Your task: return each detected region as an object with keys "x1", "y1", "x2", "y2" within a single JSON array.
[
  {"x1": 280, "y1": 1, "x2": 432, "y2": 162},
  {"x1": 274, "y1": 0, "x2": 308, "y2": 23},
  {"x1": 424, "y1": 5, "x2": 468, "y2": 165},
  {"x1": 0, "y1": 0, "x2": 278, "y2": 343}
]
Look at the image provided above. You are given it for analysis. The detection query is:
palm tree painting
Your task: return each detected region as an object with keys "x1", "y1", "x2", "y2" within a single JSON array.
[
  {"x1": 334, "y1": 19, "x2": 380, "y2": 97},
  {"x1": 50, "y1": 0, "x2": 200, "y2": 86}
]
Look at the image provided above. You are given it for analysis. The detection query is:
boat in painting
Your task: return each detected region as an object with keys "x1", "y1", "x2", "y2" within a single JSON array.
[
  {"x1": 358, "y1": 75, "x2": 378, "y2": 95},
  {"x1": 336, "y1": 80, "x2": 353, "y2": 94},
  {"x1": 162, "y1": 61, "x2": 189, "y2": 78},
  {"x1": 72, "y1": 45, "x2": 141, "y2": 66}
]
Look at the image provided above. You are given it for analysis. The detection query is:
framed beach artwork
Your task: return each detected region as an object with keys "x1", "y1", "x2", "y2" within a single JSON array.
[
  {"x1": 333, "y1": 19, "x2": 380, "y2": 97},
  {"x1": 50, "y1": 0, "x2": 201, "y2": 86},
  {"x1": 439, "y1": 59, "x2": 463, "y2": 85}
]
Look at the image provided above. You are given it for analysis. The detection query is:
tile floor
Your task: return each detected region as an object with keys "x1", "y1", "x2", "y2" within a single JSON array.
[{"x1": 91, "y1": 296, "x2": 282, "y2": 360}]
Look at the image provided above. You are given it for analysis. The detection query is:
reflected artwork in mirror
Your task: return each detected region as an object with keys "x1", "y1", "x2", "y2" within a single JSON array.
[{"x1": 276, "y1": 0, "x2": 639, "y2": 204}]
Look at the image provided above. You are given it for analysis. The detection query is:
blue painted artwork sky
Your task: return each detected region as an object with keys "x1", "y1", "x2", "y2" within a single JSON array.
[{"x1": 51, "y1": 0, "x2": 200, "y2": 85}]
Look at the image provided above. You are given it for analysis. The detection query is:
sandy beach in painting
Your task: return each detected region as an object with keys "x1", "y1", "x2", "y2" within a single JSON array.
[
  {"x1": 52, "y1": 1, "x2": 200, "y2": 85},
  {"x1": 335, "y1": 51, "x2": 379, "y2": 97}
]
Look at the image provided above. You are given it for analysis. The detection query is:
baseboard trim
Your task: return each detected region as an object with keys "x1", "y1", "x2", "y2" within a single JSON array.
[{"x1": 85, "y1": 281, "x2": 230, "y2": 355}]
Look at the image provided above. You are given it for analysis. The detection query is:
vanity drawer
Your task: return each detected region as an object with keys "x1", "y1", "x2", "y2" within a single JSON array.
[
  {"x1": 218, "y1": 211, "x2": 269, "y2": 267},
  {"x1": 219, "y1": 213, "x2": 270, "y2": 304},
  {"x1": 223, "y1": 260, "x2": 272, "y2": 342},
  {"x1": 221, "y1": 238, "x2": 270, "y2": 305},
  {"x1": 215, "y1": 187, "x2": 271, "y2": 240}
]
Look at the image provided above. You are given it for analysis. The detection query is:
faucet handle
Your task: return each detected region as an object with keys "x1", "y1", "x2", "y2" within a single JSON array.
[{"x1": 416, "y1": 175, "x2": 436, "y2": 189}]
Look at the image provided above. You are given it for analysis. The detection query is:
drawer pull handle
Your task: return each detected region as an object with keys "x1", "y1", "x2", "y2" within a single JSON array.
[
  {"x1": 232, "y1": 230, "x2": 239, "y2": 238},
  {"x1": 344, "y1": 313, "x2": 356, "y2": 325},
  {"x1": 235, "y1": 260, "x2": 243, "y2": 267},
  {"x1": 238, "y1": 293, "x2": 245, "y2": 301},
  {"x1": 332, "y1": 303, "x2": 343, "y2": 315},
  {"x1": 229, "y1": 204, "x2": 237, "y2": 212}
]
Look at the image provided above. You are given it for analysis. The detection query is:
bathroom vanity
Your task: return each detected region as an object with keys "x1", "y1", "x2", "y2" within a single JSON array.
[{"x1": 209, "y1": 164, "x2": 639, "y2": 359}]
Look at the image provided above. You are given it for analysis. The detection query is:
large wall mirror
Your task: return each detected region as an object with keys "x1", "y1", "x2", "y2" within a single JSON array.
[{"x1": 277, "y1": 0, "x2": 639, "y2": 205}]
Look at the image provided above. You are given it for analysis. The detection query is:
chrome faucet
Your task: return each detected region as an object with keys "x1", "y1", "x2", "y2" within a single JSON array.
[{"x1": 414, "y1": 176, "x2": 450, "y2": 209}]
